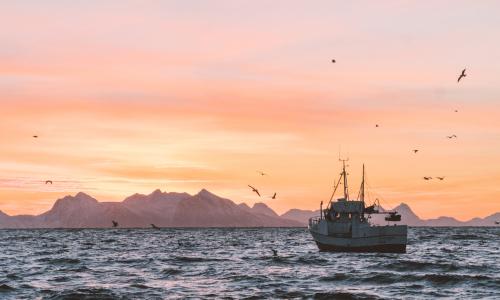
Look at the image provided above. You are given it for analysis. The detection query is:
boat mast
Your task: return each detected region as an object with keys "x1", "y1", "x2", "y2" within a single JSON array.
[
  {"x1": 360, "y1": 164, "x2": 365, "y2": 206},
  {"x1": 341, "y1": 159, "x2": 349, "y2": 200}
]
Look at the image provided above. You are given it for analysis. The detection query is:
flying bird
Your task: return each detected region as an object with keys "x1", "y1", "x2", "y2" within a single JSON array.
[
  {"x1": 271, "y1": 249, "x2": 278, "y2": 257},
  {"x1": 112, "y1": 220, "x2": 118, "y2": 228},
  {"x1": 45, "y1": 180, "x2": 53, "y2": 184},
  {"x1": 375, "y1": 124, "x2": 379, "y2": 128},
  {"x1": 33, "y1": 135, "x2": 38, "y2": 138},
  {"x1": 436, "y1": 177, "x2": 445, "y2": 180},
  {"x1": 412, "y1": 149, "x2": 419, "y2": 154},
  {"x1": 423, "y1": 177, "x2": 432, "y2": 180},
  {"x1": 331, "y1": 59, "x2": 336, "y2": 63},
  {"x1": 455, "y1": 109, "x2": 458, "y2": 113},
  {"x1": 257, "y1": 171, "x2": 267, "y2": 176},
  {"x1": 446, "y1": 135, "x2": 457, "y2": 139},
  {"x1": 271, "y1": 193, "x2": 276, "y2": 199},
  {"x1": 248, "y1": 185, "x2": 261, "y2": 197},
  {"x1": 151, "y1": 224, "x2": 160, "y2": 229},
  {"x1": 457, "y1": 68, "x2": 466, "y2": 83}
]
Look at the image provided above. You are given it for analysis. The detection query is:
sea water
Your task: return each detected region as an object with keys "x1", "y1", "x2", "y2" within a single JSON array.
[{"x1": 0, "y1": 227, "x2": 498, "y2": 299}]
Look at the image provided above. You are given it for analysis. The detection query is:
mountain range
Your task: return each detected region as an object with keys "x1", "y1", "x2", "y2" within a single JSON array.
[
  {"x1": 282, "y1": 203, "x2": 500, "y2": 227},
  {"x1": 0, "y1": 189, "x2": 498, "y2": 228}
]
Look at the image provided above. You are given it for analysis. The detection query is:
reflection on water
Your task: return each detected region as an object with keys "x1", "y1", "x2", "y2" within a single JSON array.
[{"x1": 0, "y1": 227, "x2": 499, "y2": 299}]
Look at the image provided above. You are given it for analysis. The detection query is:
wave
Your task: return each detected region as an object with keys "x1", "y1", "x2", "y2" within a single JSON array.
[
  {"x1": 130, "y1": 283, "x2": 149, "y2": 289},
  {"x1": 361, "y1": 272, "x2": 496, "y2": 285},
  {"x1": 383, "y1": 260, "x2": 460, "y2": 272},
  {"x1": 172, "y1": 256, "x2": 226, "y2": 263},
  {"x1": 0, "y1": 284, "x2": 15, "y2": 292},
  {"x1": 319, "y1": 273, "x2": 350, "y2": 282},
  {"x1": 422, "y1": 274, "x2": 494, "y2": 285},
  {"x1": 42, "y1": 288, "x2": 121, "y2": 300},
  {"x1": 296, "y1": 256, "x2": 329, "y2": 265},
  {"x1": 224, "y1": 274, "x2": 270, "y2": 282},
  {"x1": 161, "y1": 268, "x2": 182, "y2": 276},
  {"x1": 313, "y1": 291, "x2": 380, "y2": 300},
  {"x1": 46, "y1": 258, "x2": 81, "y2": 265},
  {"x1": 450, "y1": 234, "x2": 484, "y2": 240},
  {"x1": 101, "y1": 239, "x2": 116, "y2": 243},
  {"x1": 6, "y1": 273, "x2": 19, "y2": 279},
  {"x1": 67, "y1": 266, "x2": 90, "y2": 272}
]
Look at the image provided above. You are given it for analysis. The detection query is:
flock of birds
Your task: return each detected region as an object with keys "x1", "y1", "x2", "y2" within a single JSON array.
[
  {"x1": 29, "y1": 61, "x2": 498, "y2": 235},
  {"x1": 244, "y1": 64, "x2": 468, "y2": 200},
  {"x1": 374, "y1": 66, "x2": 467, "y2": 182},
  {"x1": 247, "y1": 171, "x2": 277, "y2": 199},
  {"x1": 33, "y1": 62, "x2": 469, "y2": 197}
]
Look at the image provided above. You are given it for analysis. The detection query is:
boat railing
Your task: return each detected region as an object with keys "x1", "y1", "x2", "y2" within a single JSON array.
[{"x1": 308, "y1": 216, "x2": 321, "y2": 228}]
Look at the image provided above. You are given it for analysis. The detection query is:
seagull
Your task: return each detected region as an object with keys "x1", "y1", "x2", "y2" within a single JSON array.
[
  {"x1": 331, "y1": 59, "x2": 336, "y2": 63},
  {"x1": 423, "y1": 177, "x2": 432, "y2": 180},
  {"x1": 412, "y1": 149, "x2": 419, "y2": 154},
  {"x1": 271, "y1": 193, "x2": 277, "y2": 199},
  {"x1": 45, "y1": 180, "x2": 53, "y2": 184},
  {"x1": 457, "y1": 68, "x2": 466, "y2": 83},
  {"x1": 112, "y1": 220, "x2": 118, "y2": 228},
  {"x1": 446, "y1": 135, "x2": 457, "y2": 139},
  {"x1": 436, "y1": 177, "x2": 445, "y2": 180},
  {"x1": 271, "y1": 249, "x2": 278, "y2": 257},
  {"x1": 151, "y1": 224, "x2": 160, "y2": 229},
  {"x1": 257, "y1": 171, "x2": 267, "y2": 176},
  {"x1": 248, "y1": 185, "x2": 261, "y2": 197}
]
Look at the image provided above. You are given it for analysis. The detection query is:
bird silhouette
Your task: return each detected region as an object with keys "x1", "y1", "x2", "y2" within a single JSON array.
[
  {"x1": 412, "y1": 149, "x2": 419, "y2": 154},
  {"x1": 112, "y1": 220, "x2": 118, "y2": 228},
  {"x1": 457, "y1": 68, "x2": 466, "y2": 82},
  {"x1": 271, "y1": 249, "x2": 278, "y2": 256},
  {"x1": 45, "y1": 180, "x2": 53, "y2": 184},
  {"x1": 248, "y1": 185, "x2": 261, "y2": 197},
  {"x1": 436, "y1": 177, "x2": 445, "y2": 180},
  {"x1": 33, "y1": 135, "x2": 38, "y2": 138},
  {"x1": 423, "y1": 177, "x2": 432, "y2": 180},
  {"x1": 375, "y1": 124, "x2": 379, "y2": 128},
  {"x1": 257, "y1": 171, "x2": 267, "y2": 176},
  {"x1": 151, "y1": 224, "x2": 160, "y2": 229},
  {"x1": 446, "y1": 135, "x2": 457, "y2": 139},
  {"x1": 331, "y1": 59, "x2": 336, "y2": 63},
  {"x1": 271, "y1": 193, "x2": 276, "y2": 199}
]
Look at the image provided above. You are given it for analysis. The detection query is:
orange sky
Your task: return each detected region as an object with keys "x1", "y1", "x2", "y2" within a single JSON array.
[{"x1": 1, "y1": 1, "x2": 500, "y2": 220}]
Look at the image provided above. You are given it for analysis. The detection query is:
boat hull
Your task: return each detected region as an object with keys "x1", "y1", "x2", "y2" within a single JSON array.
[
  {"x1": 315, "y1": 241, "x2": 406, "y2": 253},
  {"x1": 309, "y1": 226, "x2": 407, "y2": 253}
]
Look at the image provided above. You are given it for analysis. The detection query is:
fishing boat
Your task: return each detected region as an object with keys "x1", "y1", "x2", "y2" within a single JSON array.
[{"x1": 308, "y1": 161, "x2": 407, "y2": 253}]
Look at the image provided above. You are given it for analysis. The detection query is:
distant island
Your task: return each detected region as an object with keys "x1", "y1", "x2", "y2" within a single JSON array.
[{"x1": 0, "y1": 189, "x2": 498, "y2": 228}]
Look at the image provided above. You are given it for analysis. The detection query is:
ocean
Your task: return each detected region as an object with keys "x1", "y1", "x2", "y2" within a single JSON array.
[{"x1": 0, "y1": 227, "x2": 498, "y2": 299}]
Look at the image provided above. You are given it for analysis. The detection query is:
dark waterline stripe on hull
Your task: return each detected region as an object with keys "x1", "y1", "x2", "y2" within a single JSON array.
[{"x1": 316, "y1": 242, "x2": 406, "y2": 253}]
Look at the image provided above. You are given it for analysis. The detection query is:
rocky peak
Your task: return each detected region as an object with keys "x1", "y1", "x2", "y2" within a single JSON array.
[{"x1": 252, "y1": 202, "x2": 278, "y2": 217}]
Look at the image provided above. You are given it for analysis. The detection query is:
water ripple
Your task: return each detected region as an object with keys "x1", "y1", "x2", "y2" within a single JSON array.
[{"x1": 0, "y1": 227, "x2": 498, "y2": 299}]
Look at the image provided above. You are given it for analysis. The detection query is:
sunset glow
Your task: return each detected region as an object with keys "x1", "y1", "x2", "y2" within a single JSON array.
[{"x1": 1, "y1": 1, "x2": 500, "y2": 220}]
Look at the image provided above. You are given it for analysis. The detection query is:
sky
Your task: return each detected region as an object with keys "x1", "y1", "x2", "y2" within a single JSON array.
[{"x1": 1, "y1": 1, "x2": 500, "y2": 220}]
